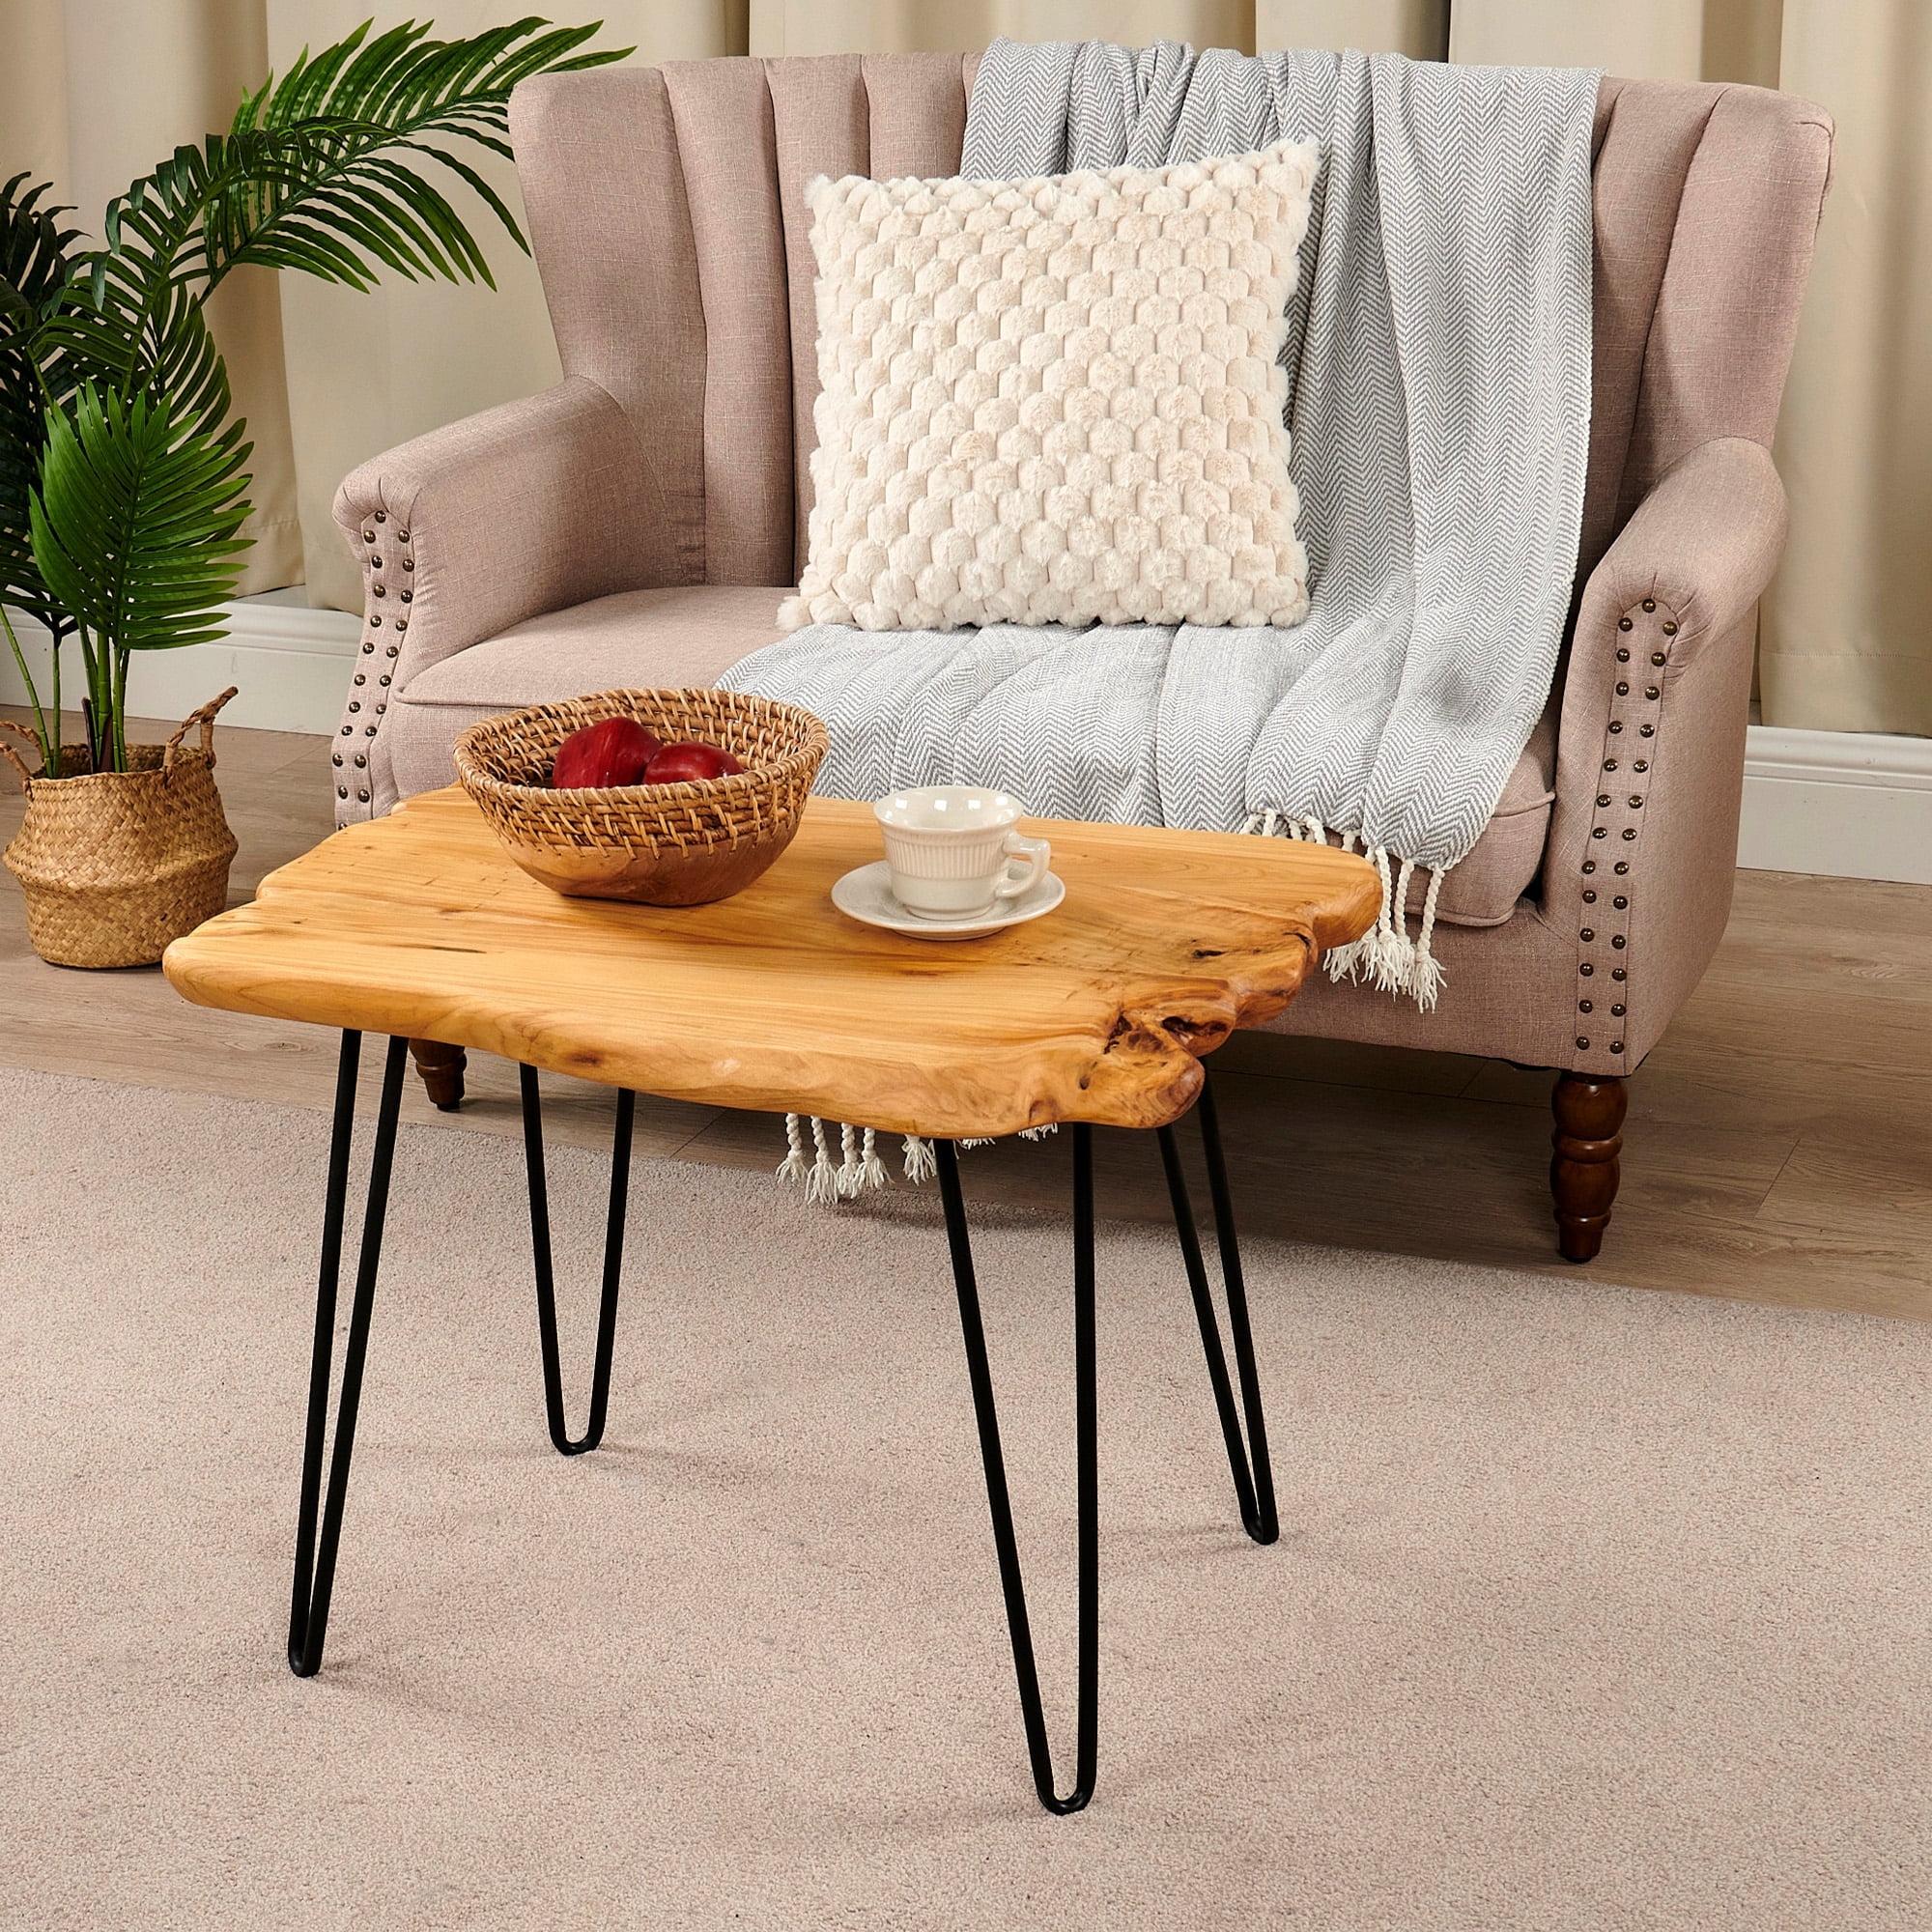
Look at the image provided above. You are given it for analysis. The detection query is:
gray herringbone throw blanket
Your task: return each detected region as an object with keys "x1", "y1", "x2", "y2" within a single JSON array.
[{"x1": 721, "y1": 39, "x2": 1599, "y2": 1200}]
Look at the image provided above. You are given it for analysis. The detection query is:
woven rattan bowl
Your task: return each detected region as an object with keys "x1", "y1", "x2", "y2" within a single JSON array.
[{"x1": 454, "y1": 688, "x2": 828, "y2": 906}]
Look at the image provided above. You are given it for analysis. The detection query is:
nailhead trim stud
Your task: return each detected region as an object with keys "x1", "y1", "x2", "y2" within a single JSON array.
[
  {"x1": 1572, "y1": 596, "x2": 1676, "y2": 1074},
  {"x1": 334, "y1": 503, "x2": 413, "y2": 828}
]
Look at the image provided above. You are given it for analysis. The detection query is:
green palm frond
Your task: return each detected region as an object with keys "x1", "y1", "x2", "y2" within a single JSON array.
[
  {"x1": 2, "y1": 174, "x2": 83, "y2": 633},
  {"x1": 36, "y1": 17, "x2": 625, "y2": 410},
  {"x1": 35, "y1": 140, "x2": 242, "y2": 424},
  {"x1": 214, "y1": 17, "x2": 621, "y2": 289},
  {"x1": 30, "y1": 384, "x2": 252, "y2": 658}
]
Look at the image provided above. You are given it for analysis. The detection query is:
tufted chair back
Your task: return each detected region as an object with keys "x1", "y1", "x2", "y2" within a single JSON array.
[{"x1": 507, "y1": 54, "x2": 1833, "y2": 598}]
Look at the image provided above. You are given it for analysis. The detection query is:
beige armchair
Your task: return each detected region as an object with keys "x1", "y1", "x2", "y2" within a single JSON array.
[{"x1": 328, "y1": 54, "x2": 1832, "y2": 1262}]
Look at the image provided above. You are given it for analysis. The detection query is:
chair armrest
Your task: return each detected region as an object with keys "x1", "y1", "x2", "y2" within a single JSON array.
[
  {"x1": 1540, "y1": 437, "x2": 1788, "y2": 1072},
  {"x1": 1571, "y1": 436, "x2": 1788, "y2": 665},
  {"x1": 327, "y1": 376, "x2": 650, "y2": 821}
]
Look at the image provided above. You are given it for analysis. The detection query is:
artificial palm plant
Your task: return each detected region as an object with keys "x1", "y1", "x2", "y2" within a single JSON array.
[{"x1": 0, "y1": 15, "x2": 623, "y2": 778}]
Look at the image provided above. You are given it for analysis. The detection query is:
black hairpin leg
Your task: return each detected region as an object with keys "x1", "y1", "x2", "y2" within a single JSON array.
[
  {"x1": 1156, "y1": 1076, "x2": 1278, "y2": 1544},
  {"x1": 940, "y1": 1077, "x2": 1278, "y2": 1812},
  {"x1": 289, "y1": 1030, "x2": 410, "y2": 1678},
  {"x1": 520, "y1": 1065, "x2": 634, "y2": 1456},
  {"x1": 937, "y1": 1125, "x2": 1098, "y2": 1816}
]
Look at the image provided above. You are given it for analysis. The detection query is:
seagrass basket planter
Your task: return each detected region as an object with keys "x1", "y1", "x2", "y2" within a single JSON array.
[
  {"x1": 454, "y1": 687, "x2": 828, "y2": 906},
  {"x1": 1, "y1": 689, "x2": 240, "y2": 969}
]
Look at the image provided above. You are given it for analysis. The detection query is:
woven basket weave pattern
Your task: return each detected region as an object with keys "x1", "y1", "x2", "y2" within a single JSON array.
[
  {"x1": 1, "y1": 693, "x2": 239, "y2": 969},
  {"x1": 453, "y1": 688, "x2": 828, "y2": 905}
]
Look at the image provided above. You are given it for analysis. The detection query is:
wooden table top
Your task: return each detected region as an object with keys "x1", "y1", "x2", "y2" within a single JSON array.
[{"x1": 163, "y1": 788, "x2": 1380, "y2": 1139}]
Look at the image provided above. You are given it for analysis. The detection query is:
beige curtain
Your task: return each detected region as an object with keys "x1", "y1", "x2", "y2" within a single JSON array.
[
  {"x1": 1445, "y1": 0, "x2": 1781, "y2": 83},
  {"x1": 747, "y1": 1, "x2": 1445, "y2": 58},
  {"x1": 1443, "y1": 0, "x2": 1926, "y2": 736},
  {"x1": 9, "y1": 1, "x2": 1923, "y2": 731},
  {"x1": 1757, "y1": 4, "x2": 1930, "y2": 733},
  {"x1": 751, "y1": 3, "x2": 1253, "y2": 55},
  {"x1": 1257, "y1": 2, "x2": 1444, "y2": 53},
  {"x1": 0, "y1": 0, "x2": 303, "y2": 594}
]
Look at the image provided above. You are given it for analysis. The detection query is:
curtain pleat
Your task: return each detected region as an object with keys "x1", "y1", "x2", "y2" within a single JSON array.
[
  {"x1": 1758, "y1": 2, "x2": 1931, "y2": 733},
  {"x1": 1257, "y1": 2, "x2": 1446, "y2": 56},
  {"x1": 3, "y1": 0, "x2": 1921, "y2": 733},
  {"x1": 751, "y1": 2, "x2": 1255, "y2": 54}
]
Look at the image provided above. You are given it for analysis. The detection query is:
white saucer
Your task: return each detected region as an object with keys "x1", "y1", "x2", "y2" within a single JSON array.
[{"x1": 831, "y1": 861, "x2": 1065, "y2": 941}]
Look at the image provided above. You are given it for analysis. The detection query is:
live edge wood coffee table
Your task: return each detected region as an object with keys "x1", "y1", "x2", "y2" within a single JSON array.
[{"x1": 163, "y1": 787, "x2": 1378, "y2": 1815}]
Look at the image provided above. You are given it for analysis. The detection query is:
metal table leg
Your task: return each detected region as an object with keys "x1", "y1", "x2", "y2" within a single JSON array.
[
  {"x1": 519, "y1": 1065, "x2": 635, "y2": 1456},
  {"x1": 938, "y1": 1073, "x2": 1279, "y2": 1814},
  {"x1": 937, "y1": 1125, "x2": 1099, "y2": 1815},
  {"x1": 1157, "y1": 1077, "x2": 1279, "y2": 1544},
  {"x1": 290, "y1": 1045, "x2": 638, "y2": 1680},
  {"x1": 288, "y1": 1031, "x2": 409, "y2": 1677}
]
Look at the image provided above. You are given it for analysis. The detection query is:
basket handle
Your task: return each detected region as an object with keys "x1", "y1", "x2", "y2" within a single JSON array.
[
  {"x1": 163, "y1": 687, "x2": 239, "y2": 777},
  {"x1": 0, "y1": 718, "x2": 42, "y2": 791}
]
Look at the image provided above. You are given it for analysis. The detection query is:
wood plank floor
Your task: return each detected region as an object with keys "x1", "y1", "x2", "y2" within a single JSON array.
[{"x1": 5, "y1": 709, "x2": 1927, "y2": 1322}]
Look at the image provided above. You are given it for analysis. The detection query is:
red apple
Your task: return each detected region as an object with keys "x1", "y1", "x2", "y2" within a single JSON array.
[
  {"x1": 644, "y1": 739, "x2": 744, "y2": 784},
  {"x1": 552, "y1": 716, "x2": 662, "y2": 789}
]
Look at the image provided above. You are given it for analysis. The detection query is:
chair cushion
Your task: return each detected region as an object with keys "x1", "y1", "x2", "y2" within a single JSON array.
[
  {"x1": 388, "y1": 583, "x2": 1549, "y2": 926},
  {"x1": 1423, "y1": 705, "x2": 1555, "y2": 927},
  {"x1": 388, "y1": 584, "x2": 793, "y2": 800}
]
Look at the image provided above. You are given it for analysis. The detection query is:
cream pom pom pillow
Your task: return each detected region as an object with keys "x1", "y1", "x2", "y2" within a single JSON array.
[{"x1": 781, "y1": 142, "x2": 1318, "y2": 635}]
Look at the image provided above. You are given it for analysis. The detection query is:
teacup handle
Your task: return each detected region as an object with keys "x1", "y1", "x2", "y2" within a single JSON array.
[{"x1": 994, "y1": 831, "x2": 1050, "y2": 901}]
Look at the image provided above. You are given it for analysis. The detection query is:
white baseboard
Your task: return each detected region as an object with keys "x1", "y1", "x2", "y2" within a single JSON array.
[
  {"x1": 1739, "y1": 724, "x2": 1932, "y2": 886},
  {"x1": 2, "y1": 598, "x2": 358, "y2": 736},
  {"x1": 7, "y1": 606, "x2": 1926, "y2": 885}
]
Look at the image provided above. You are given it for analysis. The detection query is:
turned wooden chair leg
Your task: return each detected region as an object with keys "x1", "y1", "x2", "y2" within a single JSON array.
[
  {"x1": 410, "y1": 1038, "x2": 467, "y2": 1112},
  {"x1": 1550, "y1": 1071, "x2": 1627, "y2": 1263}
]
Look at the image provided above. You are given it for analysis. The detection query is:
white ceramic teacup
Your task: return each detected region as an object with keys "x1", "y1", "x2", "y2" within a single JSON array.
[{"x1": 873, "y1": 785, "x2": 1051, "y2": 920}]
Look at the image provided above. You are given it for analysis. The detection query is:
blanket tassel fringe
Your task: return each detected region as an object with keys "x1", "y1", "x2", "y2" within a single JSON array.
[
  {"x1": 1246, "y1": 812, "x2": 1446, "y2": 1011},
  {"x1": 778, "y1": 1119, "x2": 1058, "y2": 1198}
]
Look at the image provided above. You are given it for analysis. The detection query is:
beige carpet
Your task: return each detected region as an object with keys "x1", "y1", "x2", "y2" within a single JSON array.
[{"x1": 1, "y1": 1066, "x2": 1926, "y2": 1931}]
